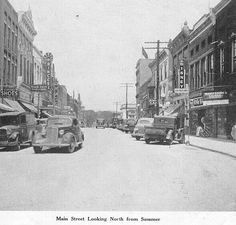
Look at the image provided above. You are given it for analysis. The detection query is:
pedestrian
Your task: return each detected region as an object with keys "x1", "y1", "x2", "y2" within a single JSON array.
[{"x1": 231, "y1": 122, "x2": 236, "y2": 141}]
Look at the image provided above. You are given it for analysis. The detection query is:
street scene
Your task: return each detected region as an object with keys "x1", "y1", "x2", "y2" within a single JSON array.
[
  {"x1": 0, "y1": 0, "x2": 236, "y2": 215},
  {"x1": 0, "y1": 127, "x2": 236, "y2": 211}
]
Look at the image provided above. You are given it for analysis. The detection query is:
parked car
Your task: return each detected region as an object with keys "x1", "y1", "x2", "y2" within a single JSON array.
[
  {"x1": 122, "y1": 118, "x2": 136, "y2": 133},
  {"x1": 33, "y1": 115, "x2": 84, "y2": 153},
  {"x1": 96, "y1": 118, "x2": 106, "y2": 129},
  {"x1": 36, "y1": 118, "x2": 48, "y2": 136},
  {"x1": 132, "y1": 118, "x2": 154, "y2": 140},
  {"x1": 0, "y1": 111, "x2": 36, "y2": 150},
  {"x1": 144, "y1": 115, "x2": 185, "y2": 145}
]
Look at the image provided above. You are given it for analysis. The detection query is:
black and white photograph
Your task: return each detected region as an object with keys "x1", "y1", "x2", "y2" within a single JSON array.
[{"x1": 0, "y1": 0, "x2": 236, "y2": 224}]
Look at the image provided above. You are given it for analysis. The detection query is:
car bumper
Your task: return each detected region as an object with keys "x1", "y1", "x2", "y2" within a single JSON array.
[
  {"x1": 131, "y1": 133, "x2": 144, "y2": 138},
  {"x1": 0, "y1": 140, "x2": 18, "y2": 147}
]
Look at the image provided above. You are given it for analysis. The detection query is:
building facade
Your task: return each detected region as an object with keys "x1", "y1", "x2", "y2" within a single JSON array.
[
  {"x1": 189, "y1": 0, "x2": 236, "y2": 139},
  {"x1": 135, "y1": 59, "x2": 154, "y2": 118},
  {"x1": 0, "y1": 0, "x2": 18, "y2": 100},
  {"x1": 17, "y1": 9, "x2": 37, "y2": 105}
]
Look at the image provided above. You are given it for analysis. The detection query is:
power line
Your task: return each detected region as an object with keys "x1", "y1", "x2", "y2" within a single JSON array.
[{"x1": 120, "y1": 83, "x2": 134, "y2": 119}]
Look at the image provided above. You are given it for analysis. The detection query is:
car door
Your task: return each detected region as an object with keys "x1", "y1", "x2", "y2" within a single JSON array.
[{"x1": 19, "y1": 114, "x2": 27, "y2": 142}]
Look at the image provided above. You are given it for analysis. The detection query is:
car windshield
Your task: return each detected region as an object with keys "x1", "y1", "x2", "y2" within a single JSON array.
[
  {"x1": 138, "y1": 119, "x2": 153, "y2": 124},
  {"x1": 48, "y1": 117, "x2": 71, "y2": 126},
  {"x1": 0, "y1": 116, "x2": 18, "y2": 126}
]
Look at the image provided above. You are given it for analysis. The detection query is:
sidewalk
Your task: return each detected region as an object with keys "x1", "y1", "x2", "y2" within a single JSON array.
[{"x1": 186, "y1": 135, "x2": 236, "y2": 158}]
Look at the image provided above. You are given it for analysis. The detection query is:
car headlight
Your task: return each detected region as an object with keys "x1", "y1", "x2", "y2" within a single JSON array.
[
  {"x1": 9, "y1": 132, "x2": 18, "y2": 139},
  {"x1": 6, "y1": 129, "x2": 12, "y2": 135},
  {"x1": 59, "y1": 130, "x2": 64, "y2": 136}
]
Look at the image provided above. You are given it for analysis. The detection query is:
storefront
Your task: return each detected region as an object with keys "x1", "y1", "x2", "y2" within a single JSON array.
[{"x1": 189, "y1": 88, "x2": 236, "y2": 140}]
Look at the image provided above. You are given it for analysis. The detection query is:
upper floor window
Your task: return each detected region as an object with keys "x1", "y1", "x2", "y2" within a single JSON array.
[
  {"x1": 232, "y1": 39, "x2": 236, "y2": 73},
  {"x1": 196, "y1": 45, "x2": 199, "y2": 53},
  {"x1": 190, "y1": 49, "x2": 194, "y2": 57},
  {"x1": 220, "y1": 47, "x2": 225, "y2": 77},
  {"x1": 208, "y1": 35, "x2": 213, "y2": 44},
  {"x1": 201, "y1": 40, "x2": 206, "y2": 49}
]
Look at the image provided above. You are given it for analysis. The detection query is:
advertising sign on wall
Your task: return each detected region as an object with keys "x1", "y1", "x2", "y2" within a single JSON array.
[
  {"x1": 178, "y1": 60, "x2": 185, "y2": 89},
  {"x1": 44, "y1": 52, "x2": 53, "y2": 90},
  {"x1": 203, "y1": 91, "x2": 229, "y2": 106},
  {"x1": 0, "y1": 86, "x2": 18, "y2": 98}
]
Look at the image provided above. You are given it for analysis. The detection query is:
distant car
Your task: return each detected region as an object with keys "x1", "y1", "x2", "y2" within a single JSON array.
[
  {"x1": 96, "y1": 119, "x2": 106, "y2": 129},
  {"x1": 132, "y1": 118, "x2": 154, "y2": 140},
  {"x1": 0, "y1": 111, "x2": 36, "y2": 150},
  {"x1": 123, "y1": 118, "x2": 136, "y2": 133},
  {"x1": 33, "y1": 115, "x2": 84, "y2": 153}
]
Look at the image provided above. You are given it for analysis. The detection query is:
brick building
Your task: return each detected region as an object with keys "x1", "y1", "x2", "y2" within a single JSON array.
[{"x1": 189, "y1": 0, "x2": 236, "y2": 139}]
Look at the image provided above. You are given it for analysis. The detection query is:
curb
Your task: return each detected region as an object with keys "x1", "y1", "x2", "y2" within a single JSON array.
[{"x1": 189, "y1": 143, "x2": 236, "y2": 159}]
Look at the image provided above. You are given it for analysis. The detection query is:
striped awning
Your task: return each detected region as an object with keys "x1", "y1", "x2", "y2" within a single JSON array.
[
  {"x1": 3, "y1": 98, "x2": 25, "y2": 112},
  {"x1": 0, "y1": 102, "x2": 15, "y2": 112}
]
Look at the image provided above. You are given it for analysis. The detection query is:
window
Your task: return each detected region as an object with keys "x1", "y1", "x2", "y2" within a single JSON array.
[
  {"x1": 196, "y1": 45, "x2": 199, "y2": 53},
  {"x1": 195, "y1": 61, "x2": 200, "y2": 89},
  {"x1": 232, "y1": 39, "x2": 236, "y2": 72},
  {"x1": 201, "y1": 57, "x2": 206, "y2": 87},
  {"x1": 8, "y1": 60, "x2": 10, "y2": 84},
  {"x1": 8, "y1": 27, "x2": 10, "y2": 49},
  {"x1": 191, "y1": 49, "x2": 194, "y2": 57},
  {"x1": 207, "y1": 54, "x2": 214, "y2": 84},
  {"x1": 208, "y1": 35, "x2": 213, "y2": 44},
  {"x1": 164, "y1": 61, "x2": 167, "y2": 79},
  {"x1": 201, "y1": 40, "x2": 206, "y2": 49},
  {"x1": 4, "y1": 23, "x2": 7, "y2": 46},
  {"x1": 3, "y1": 58, "x2": 7, "y2": 84},
  {"x1": 220, "y1": 48, "x2": 225, "y2": 77},
  {"x1": 190, "y1": 64, "x2": 194, "y2": 90}
]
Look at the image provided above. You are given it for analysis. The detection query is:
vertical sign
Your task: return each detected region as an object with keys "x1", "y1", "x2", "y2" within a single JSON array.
[
  {"x1": 54, "y1": 80, "x2": 58, "y2": 105},
  {"x1": 179, "y1": 60, "x2": 185, "y2": 89},
  {"x1": 44, "y1": 52, "x2": 53, "y2": 90}
]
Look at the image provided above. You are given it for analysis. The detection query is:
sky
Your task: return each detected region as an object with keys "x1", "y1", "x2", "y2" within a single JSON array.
[{"x1": 9, "y1": 0, "x2": 221, "y2": 111}]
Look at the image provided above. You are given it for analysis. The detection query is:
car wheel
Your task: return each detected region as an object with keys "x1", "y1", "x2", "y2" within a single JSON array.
[
  {"x1": 34, "y1": 146, "x2": 42, "y2": 154},
  {"x1": 145, "y1": 139, "x2": 150, "y2": 144},
  {"x1": 67, "y1": 138, "x2": 76, "y2": 153},
  {"x1": 136, "y1": 137, "x2": 140, "y2": 141},
  {"x1": 167, "y1": 139, "x2": 173, "y2": 145}
]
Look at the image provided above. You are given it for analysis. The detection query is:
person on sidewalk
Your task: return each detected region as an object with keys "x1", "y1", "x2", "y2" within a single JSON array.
[{"x1": 231, "y1": 122, "x2": 236, "y2": 141}]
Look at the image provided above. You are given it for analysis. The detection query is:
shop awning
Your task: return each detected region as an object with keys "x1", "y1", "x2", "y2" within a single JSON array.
[
  {"x1": 3, "y1": 98, "x2": 25, "y2": 112},
  {"x1": 161, "y1": 103, "x2": 182, "y2": 116},
  {"x1": 0, "y1": 102, "x2": 15, "y2": 112},
  {"x1": 20, "y1": 102, "x2": 37, "y2": 113},
  {"x1": 41, "y1": 111, "x2": 52, "y2": 118}
]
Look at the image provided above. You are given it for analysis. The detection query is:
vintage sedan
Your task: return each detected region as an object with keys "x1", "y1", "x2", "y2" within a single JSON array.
[
  {"x1": 33, "y1": 115, "x2": 84, "y2": 153},
  {"x1": 132, "y1": 118, "x2": 154, "y2": 140},
  {"x1": 144, "y1": 116, "x2": 185, "y2": 145},
  {"x1": 0, "y1": 111, "x2": 36, "y2": 150}
]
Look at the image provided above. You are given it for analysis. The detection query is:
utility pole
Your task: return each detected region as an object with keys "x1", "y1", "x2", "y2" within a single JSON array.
[
  {"x1": 120, "y1": 83, "x2": 133, "y2": 119},
  {"x1": 144, "y1": 40, "x2": 169, "y2": 116},
  {"x1": 113, "y1": 101, "x2": 120, "y2": 118}
]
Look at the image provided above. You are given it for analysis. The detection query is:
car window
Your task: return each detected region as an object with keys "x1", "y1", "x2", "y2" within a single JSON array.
[
  {"x1": 48, "y1": 118, "x2": 71, "y2": 126},
  {"x1": 0, "y1": 116, "x2": 18, "y2": 126},
  {"x1": 138, "y1": 119, "x2": 153, "y2": 124}
]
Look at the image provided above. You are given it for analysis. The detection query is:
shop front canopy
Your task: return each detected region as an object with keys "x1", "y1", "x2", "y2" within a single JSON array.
[
  {"x1": 19, "y1": 101, "x2": 38, "y2": 113},
  {"x1": 0, "y1": 102, "x2": 15, "y2": 112},
  {"x1": 3, "y1": 98, "x2": 25, "y2": 112}
]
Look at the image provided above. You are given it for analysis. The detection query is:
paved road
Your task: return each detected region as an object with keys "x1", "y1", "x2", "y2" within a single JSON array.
[{"x1": 0, "y1": 128, "x2": 236, "y2": 210}]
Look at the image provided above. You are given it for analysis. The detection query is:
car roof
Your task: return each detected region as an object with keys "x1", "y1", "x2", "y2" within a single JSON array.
[
  {"x1": 49, "y1": 115, "x2": 75, "y2": 119},
  {"x1": 0, "y1": 111, "x2": 24, "y2": 117},
  {"x1": 138, "y1": 117, "x2": 153, "y2": 121},
  {"x1": 154, "y1": 115, "x2": 176, "y2": 119}
]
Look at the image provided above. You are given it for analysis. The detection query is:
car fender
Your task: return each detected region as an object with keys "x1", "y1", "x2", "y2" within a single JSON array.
[
  {"x1": 62, "y1": 132, "x2": 76, "y2": 145},
  {"x1": 9, "y1": 131, "x2": 20, "y2": 141}
]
